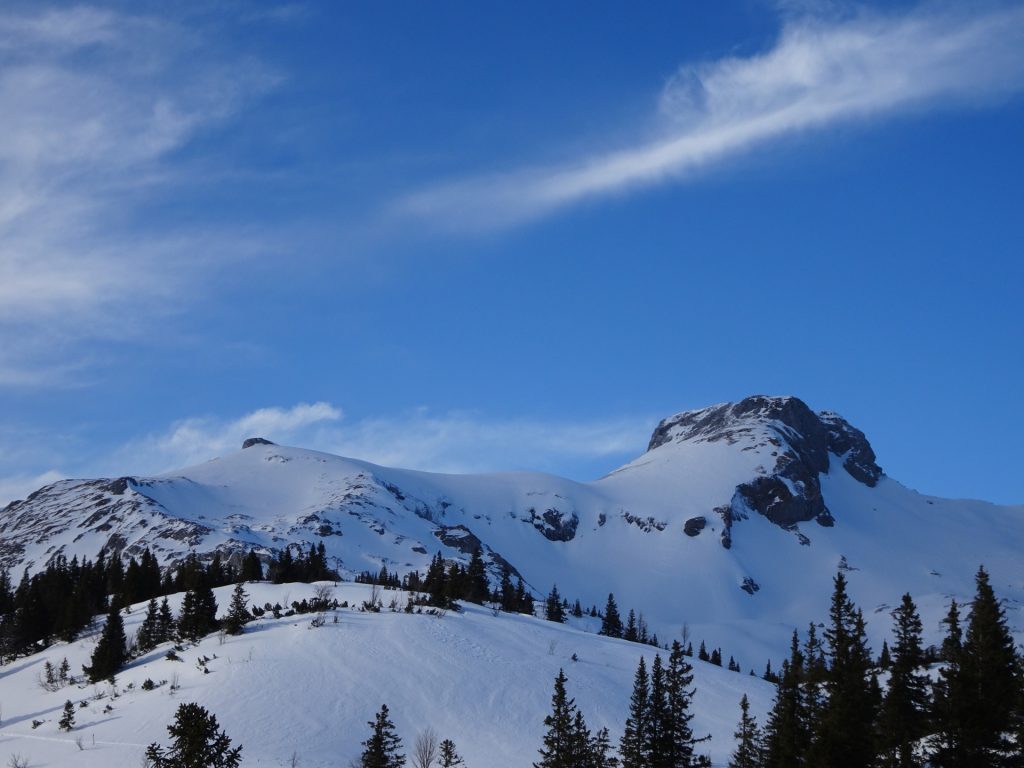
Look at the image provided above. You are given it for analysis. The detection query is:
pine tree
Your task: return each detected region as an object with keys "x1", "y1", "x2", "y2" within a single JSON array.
[
  {"x1": 764, "y1": 633, "x2": 807, "y2": 768},
  {"x1": 138, "y1": 597, "x2": 160, "y2": 653},
  {"x1": 178, "y1": 583, "x2": 218, "y2": 642},
  {"x1": 158, "y1": 596, "x2": 175, "y2": 642},
  {"x1": 84, "y1": 601, "x2": 127, "y2": 682},
  {"x1": 59, "y1": 699, "x2": 75, "y2": 731},
  {"x1": 222, "y1": 583, "x2": 251, "y2": 636},
  {"x1": 624, "y1": 610, "x2": 638, "y2": 642},
  {"x1": 620, "y1": 657, "x2": 650, "y2": 768},
  {"x1": 730, "y1": 695, "x2": 764, "y2": 768},
  {"x1": 361, "y1": 704, "x2": 405, "y2": 768},
  {"x1": 438, "y1": 739, "x2": 465, "y2": 767},
  {"x1": 808, "y1": 573, "x2": 876, "y2": 768},
  {"x1": 647, "y1": 653, "x2": 669, "y2": 765},
  {"x1": 600, "y1": 594, "x2": 623, "y2": 638},
  {"x1": 930, "y1": 599, "x2": 968, "y2": 767},
  {"x1": 241, "y1": 550, "x2": 263, "y2": 582},
  {"x1": 145, "y1": 702, "x2": 242, "y2": 767},
  {"x1": 546, "y1": 585, "x2": 566, "y2": 623},
  {"x1": 465, "y1": 547, "x2": 488, "y2": 604},
  {"x1": 665, "y1": 640, "x2": 709, "y2": 767},
  {"x1": 535, "y1": 668, "x2": 586, "y2": 768},
  {"x1": 878, "y1": 594, "x2": 929, "y2": 768},
  {"x1": 590, "y1": 727, "x2": 620, "y2": 768}
]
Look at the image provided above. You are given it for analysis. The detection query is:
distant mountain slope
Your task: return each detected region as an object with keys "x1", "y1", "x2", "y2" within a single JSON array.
[{"x1": 2, "y1": 395, "x2": 1022, "y2": 666}]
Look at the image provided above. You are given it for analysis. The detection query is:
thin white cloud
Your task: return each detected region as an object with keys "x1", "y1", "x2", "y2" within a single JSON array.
[
  {"x1": 396, "y1": 2, "x2": 1024, "y2": 232},
  {"x1": 0, "y1": 403, "x2": 652, "y2": 505},
  {"x1": 0, "y1": 5, "x2": 279, "y2": 386}
]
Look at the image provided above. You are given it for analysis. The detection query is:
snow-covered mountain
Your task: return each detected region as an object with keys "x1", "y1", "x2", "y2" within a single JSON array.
[{"x1": 2, "y1": 395, "x2": 1022, "y2": 666}]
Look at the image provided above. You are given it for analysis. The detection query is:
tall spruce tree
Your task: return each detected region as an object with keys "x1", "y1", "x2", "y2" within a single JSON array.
[
  {"x1": 878, "y1": 594, "x2": 929, "y2": 768},
  {"x1": 137, "y1": 597, "x2": 161, "y2": 653},
  {"x1": 535, "y1": 668, "x2": 589, "y2": 768},
  {"x1": 178, "y1": 583, "x2": 218, "y2": 642},
  {"x1": 620, "y1": 657, "x2": 651, "y2": 768},
  {"x1": 729, "y1": 694, "x2": 764, "y2": 768},
  {"x1": 546, "y1": 585, "x2": 566, "y2": 623},
  {"x1": 665, "y1": 640, "x2": 708, "y2": 767},
  {"x1": 465, "y1": 548, "x2": 488, "y2": 604},
  {"x1": 361, "y1": 704, "x2": 405, "y2": 768},
  {"x1": 600, "y1": 594, "x2": 623, "y2": 638},
  {"x1": 84, "y1": 601, "x2": 127, "y2": 682},
  {"x1": 930, "y1": 599, "x2": 969, "y2": 767},
  {"x1": 764, "y1": 632, "x2": 807, "y2": 768},
  {"x1": 438, "y1": 739, "x2": 465, "y2": 767},
  {"x1": 808, "y1": 573, "x2": 877, "y2": 768},
  {"x1": 647, "y1": 653, "x2": 670, "y2": 765},
  {"x1": 222, "y1": 583, "x2": 251, "y2": 636}
]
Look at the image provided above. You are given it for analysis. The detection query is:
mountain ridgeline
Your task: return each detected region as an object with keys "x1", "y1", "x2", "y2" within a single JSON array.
[{"x1": 1, "y1": 395, "x2": 1021, "y2": 666}]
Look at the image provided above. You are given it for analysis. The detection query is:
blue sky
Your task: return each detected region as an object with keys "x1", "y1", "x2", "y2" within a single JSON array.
[{"x1": 1, "y1": 0, "x2": 1023, "y2": 505}]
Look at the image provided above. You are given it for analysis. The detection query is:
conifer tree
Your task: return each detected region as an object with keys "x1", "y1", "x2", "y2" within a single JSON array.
[
  {"x1": 930, "y1": 599, "x2": 968, "y2": 767},
  {"x1": 84, "y1": 601, "x2": 127, "y2": 682},
  {"x1": 624, "y1": 610, "x2": 638, "y2": 642},
  {"x1": 546, "y1": 585, "x2": 566, "y2": 623},
  {"x1": 465, "y1": 548, "x2": 488, "y2": 604},
  {"x1": 145, "y1": 702, "x2": 242, "y2": 768},
  {"x1": 59, "y1": 699, "x2": 75, "y2": 731},
  {"x1": 600, "y1": 594, "x2": 623, "y2": 638},
  {"x1": 620, "y1": 657, "x2": 650, "y2": 768},
  {"x1": 438, "y1": 739, "x2": 465, "y2": 767},
  {"x1": 535, "y1": 668, "x2": 585, "y2": 768},
  {"x1": 647, "y1": 653, "x2": 669, "y2": 764},
  {"x1": 222, "y1": 583, "x2": 251, "y2": 636},
  {"x1": 729, "y1": 695, "x2": 763, "y2": 768},
  {"x1": 764, "y1": 634, "x2": 807, "y2": 768},
  {"x1": 665, "y1": 639, "x2": 708, "y2": 766},
  {"x1": 808, "y1": 573, "x2": 876, "y2": 768},
  {"x1": 878, "y1": 593, "x2": 929, "y2": 768},
  {"x1": 361, "y1": 704, "x2": 405, "y2": 768},
  {"x1": 241, "y1": 550, "x2": 263, "y2": 582},
  {"x1": 590, "y1": 727, "x2": 620, "y2": 768},
  {"x1": 138, "y1": 597, "x2": 160, "y2": 653},
  {"x1": 178, "y1": 583, "x2": 218, "y2": 642},
  {"x1": 157, "y1": 596, "x2": 175, "y2": 643}
]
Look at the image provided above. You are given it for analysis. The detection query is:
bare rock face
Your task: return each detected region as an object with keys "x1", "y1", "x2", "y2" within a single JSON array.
[
  {"x1": 242, "y1": 437, "x2": 276, "y2": 449},
  {"x1": 649, "y1": 395, "x2": 883, "y2": 539}
]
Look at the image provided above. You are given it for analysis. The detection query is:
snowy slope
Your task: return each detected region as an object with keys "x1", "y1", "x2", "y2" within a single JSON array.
[
  {"x1": 2, "y1": 395, "x2": 1022, "y2": 669},
  {"x1": 0, "y1": 582, "x2": 775, "y2": 768}
]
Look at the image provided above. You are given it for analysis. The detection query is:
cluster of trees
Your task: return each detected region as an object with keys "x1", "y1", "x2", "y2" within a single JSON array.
[
  {"x1": 399, "y1": 551, "x2": 535, "y2": 615},
  {"x1": 728, "y1": 566, "x2": 1024, "y2": 768},
  {"x1": 535, "y1": 643, "x2": 709, "y2": 768},
  {"x1": 0, "y1": 542, "x2": 340, "y2": 663},
  {"x1": 356, "y1": 703, "x2": 467, "y2": 768}
]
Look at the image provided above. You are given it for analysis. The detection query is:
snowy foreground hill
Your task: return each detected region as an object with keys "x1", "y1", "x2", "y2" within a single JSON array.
[
  {"x1": 0, "y1": 582, "x2": 775, "y2": 767},
  {"x1": 2, "y1": 395, "x2": 1023, "y2": 668}
]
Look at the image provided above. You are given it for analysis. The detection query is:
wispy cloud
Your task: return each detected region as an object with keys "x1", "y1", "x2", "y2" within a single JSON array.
[
  {"x1": 0, "y1": 402, "x2": 652, "y2": 505},
  {"x1": 396, "y1": 2, "x2": 1024, "y2": 232},
  {"x1": 0, "y1": 5, "x2": 279, "y2": 386}
]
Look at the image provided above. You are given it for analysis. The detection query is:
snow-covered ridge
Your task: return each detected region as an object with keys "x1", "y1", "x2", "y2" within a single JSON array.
[{"x1": 1, "y1": 395, "x2": 1022, "y2": 667}]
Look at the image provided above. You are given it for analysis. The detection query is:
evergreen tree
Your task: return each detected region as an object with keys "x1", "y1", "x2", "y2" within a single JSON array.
[
  {"x1": 698, "y1": 642, "x2": 709, "y2": 663},
  {"x1": 499, "y1": 566, "x2": 516, "y2": 612},
  {"x1": 535, "y1": 668, "x2": 586, "y2": 768},
  {"x1": 808, "y1": 573, "x2": 876, "y2": 768},
  {"x1": 222, "y1": 583, "x2": 251, "y2": 636},
  {"x1": 145, "y1": 702, "x2": 242, "y2": 768},
  {"x1": 84, "y1": 601, "x2": 127, "y2": 682},
  {"x1": 764, "y1": 633, "x2": 807, "y2": 768},
  {"x1": 600, "y1": 594, "x2": 623, "y2": 638},
  {"x1": 240, "y1": 550, "x2": 263, "y2": 582},
  {"x1": 178, "y1": 583, "x2": 218, "y2": 642},
  {"x1": 361, "y1": 704, "x2": 405, "y2": 768},
  {"x1": 647, "y1": 653, "x2": 669, "y2": 764},
  {"x1": 930, "y1": 599, "x2": 968, "y2": 767},
  {"x1": 59, "y1": 699, "x2": 75, "y2": 731},
  {"x1": 932, "y1": 566, "x2": 1022, "y2": 767},
  {"x1": 138, "y1": 597, "x2": 161, "y2": 653},
  {"x1": 465, "y1": 548, "x2": 489, "y2": 604},
  {"x1": 546, "y1": 585, "x2": 566, "y2": 623},
  {"x1": 878, "y1": 594, "x2": 929, "y2": 768},
  {"x1": 729, "y1": 695, "x2": 764, "y2": 768},
  {"x1": 620, "y1": 657, "x2": 650, "y2": 768},
  {"x1": 438, "y1": 739, "x2": 465, "y2": 767},
  {"x1": 624, "y1": 610, "x2": 638, "y2": 642},
  {"x1": 590, "y1": 727, "x2": 620, "y2": 768},
  {"x1": 665, "y1": 640, "x2": 710, "y2": 767},
  {"x1": 157, "y1": 596, "x2": 175, "y2": 643}
]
